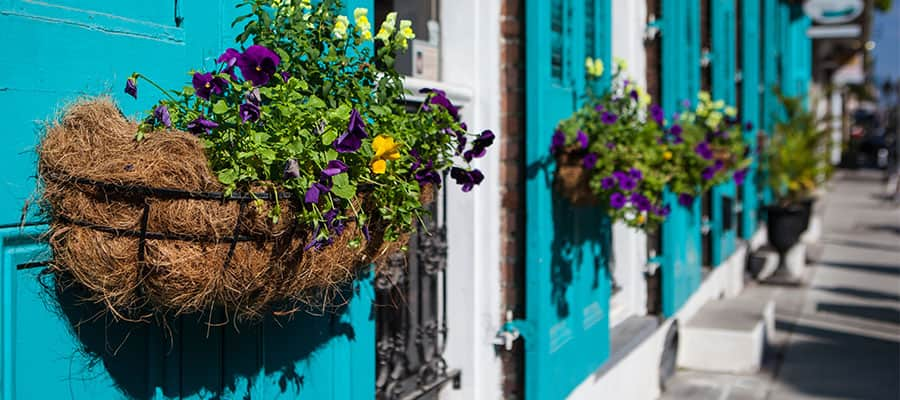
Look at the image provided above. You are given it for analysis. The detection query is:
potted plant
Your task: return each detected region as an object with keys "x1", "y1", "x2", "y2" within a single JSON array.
[
  {"x1": 666, "y1": 91, "x2": 751, "y2": 210},
  {"x1": 550, "y1": 59, "x2": 671, "y2": 229},
  {"x1": 764, "y1": 90, "x2": 830, "y2": 255},
  {"x1": 37, "y1": 0, "x2": 494, "y2": 322}
]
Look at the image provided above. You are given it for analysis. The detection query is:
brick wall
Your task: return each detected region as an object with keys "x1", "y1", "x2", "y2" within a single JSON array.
[{"x1": 499, "y1": 0, "x2": 526, "y2": 397}]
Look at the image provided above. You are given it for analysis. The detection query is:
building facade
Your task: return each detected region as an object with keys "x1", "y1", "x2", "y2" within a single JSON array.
[{"x1": 0, "y1": 0, "x2": 813, "y2": 399}]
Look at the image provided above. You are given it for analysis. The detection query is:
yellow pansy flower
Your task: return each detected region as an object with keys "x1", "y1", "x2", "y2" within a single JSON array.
[
  {"x1": 724, "y1": 106, "x2": 737, "y2": 117},
  {"x1": 712, "y1": 99, "x2": 725, "y2": 109},
  {"x1": 636, "y1": 213, "x2": 646, "y2": 224},
  {"x1": 696, "y1": 103, "x2": 709, "y2": 117},
  {"x1": 638, "y1": 86, "x2": 651, "y2": 107},
  {"x1": 663, "y1": 150, "x2": 673, "y2": 160},
  {"x1": 370, "y1": 135, "x2": 401, "y2": 174}
]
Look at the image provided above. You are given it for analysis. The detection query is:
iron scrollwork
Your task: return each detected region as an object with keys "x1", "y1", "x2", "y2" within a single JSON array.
[{"x1": 375, "y1": 191, "x2": 460, "y2": 400}]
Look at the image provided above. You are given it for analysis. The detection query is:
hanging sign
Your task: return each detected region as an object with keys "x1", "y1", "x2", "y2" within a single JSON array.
[{"x1": 803, "y1": 0, "x2": 865, "y2": 24}]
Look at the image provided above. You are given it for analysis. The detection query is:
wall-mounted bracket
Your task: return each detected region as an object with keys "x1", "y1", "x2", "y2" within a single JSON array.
[{"x1": 493, "y1": 310, "x2": 533, "y2": 351}]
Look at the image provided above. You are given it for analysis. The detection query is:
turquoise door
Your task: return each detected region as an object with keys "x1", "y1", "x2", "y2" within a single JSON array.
[
  {"x1": 660, "y1": 0, "x2": 704, "y2": 316},
  {"x1": 524, "y1": 0, "x2": 612, "y2": 398},
  {"x1": 740, "y1": 0, "x2": 762, "y2": 240},
  {"x1": 709, "y1": 0, "x2": 738, "y2": 265},
  {"x1": 1, "y1": 1, "x2": 374, "y2": 399}
]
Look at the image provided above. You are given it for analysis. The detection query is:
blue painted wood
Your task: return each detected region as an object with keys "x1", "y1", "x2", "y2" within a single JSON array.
[
  {"x1": 709, "y1": 0, "x2": 738, "y2": 265},
  {"x1": 740, "y1": 0, "x2": 761, "y2": 240},
  {"x1": 525, "y1": 0, "x2": 613, "y2": 398},
  {"x1": 1, "y1": 1, "x2": 376, "y2": 398},
  {"x1": 660, "y1": 0, "x2": 704, "y2": 316}
]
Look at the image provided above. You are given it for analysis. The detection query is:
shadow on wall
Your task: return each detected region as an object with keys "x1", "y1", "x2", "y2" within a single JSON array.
[
  {"x1": 44, "y1": 272, "x2": 356, "y2": 400},
  {"x1": 773, "y1": 319, "x2": 900, "y2": 400},
  {"x1": 549, "y1": 179, "x2": 612, "y2": 319}
]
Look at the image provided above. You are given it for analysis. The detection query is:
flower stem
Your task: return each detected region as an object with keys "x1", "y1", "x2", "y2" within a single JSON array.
[{"x1": 135, "y1": 74, "x2": 182, "y2": 104}]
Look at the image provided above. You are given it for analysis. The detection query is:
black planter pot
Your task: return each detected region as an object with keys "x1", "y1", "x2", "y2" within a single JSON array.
[
  {"x1": 798, "y1": 198, "x2": 814, "y2": 233},
  {"x1": 766, "y1": 204, "x2": 808, "y2": 255}
]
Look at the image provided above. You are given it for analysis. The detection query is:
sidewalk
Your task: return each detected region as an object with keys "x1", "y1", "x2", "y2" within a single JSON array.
[{"x1": 661, "y1": 170, "x2": 900, "y2": 400}]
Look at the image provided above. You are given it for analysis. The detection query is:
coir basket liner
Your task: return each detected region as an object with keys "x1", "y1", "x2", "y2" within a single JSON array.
[{"x1": 37, "y1": 98, "x2": 409, "y2": 322}]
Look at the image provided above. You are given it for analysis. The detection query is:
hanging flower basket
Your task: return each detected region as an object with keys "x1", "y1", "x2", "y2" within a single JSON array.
[{"x1": 35, "y1": 0, "x2": 493, "y2": 322}]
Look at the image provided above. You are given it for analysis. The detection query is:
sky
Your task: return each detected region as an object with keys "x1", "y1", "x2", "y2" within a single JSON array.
[{"x1": 872, "y1": 4, "x2": 900, "y2": 83}]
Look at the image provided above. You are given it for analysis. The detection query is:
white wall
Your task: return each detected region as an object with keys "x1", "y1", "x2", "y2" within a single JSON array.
[
  {"x1": 435, "y1": 0, "x2": 504, "y2": 398},
  {"x1": 608, "y1": 0, "x2": 650, "y2": 326}
]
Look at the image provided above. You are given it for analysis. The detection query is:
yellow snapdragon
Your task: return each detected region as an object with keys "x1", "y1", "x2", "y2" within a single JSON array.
[
  {"x1": 354, "y1": 8, "x2": 372, "y2": 41},
  {"x1": 376, "y1": 12, "x2": 397, "y2": 42},
  {"x1": 397, "y1": 19, "x2": 415, "y2": 49},
  {"x1": 333, "y1": 15, "x2": 349, "y2": 39},
  {"x1": 585, "y1": 57, "x2": 604, "y2": 78}
]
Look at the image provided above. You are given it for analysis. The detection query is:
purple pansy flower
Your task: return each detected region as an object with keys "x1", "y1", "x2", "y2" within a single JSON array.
[
  {"x1": 612, "y1": 170, "x2": 628, "y2": 181},
  {"x1": 669, "y1": 124, "x2": 683, "y2": 135},
  {"x1": 410, "y1": 150, "x2": 442, "y2": 186},
  {"x1": 550, "y1": 130, "x2": 566, "y2": 154},
  {"x1": 606, "y1": 141, "x2": 616, "y2": 150},
  {"x1": 654, "y1": 205, "x2": 672, "y2": 216},
  {"x1": 650, "y1": 104, "x2": 664, "y2": 125},
  {"x1": 304, "y1": 182, "x2": 330, "y2": 204},
  {"x1": 733, "y1": 168, "x2": 748, "y2": 185},
  {"x1": 187, "y1": 116, "x2": 218, "y2": 135},
  {"x1": 745, "y1": 121, "x2": 754, "y2": 131},
  {"x1": 678, "y1": 193, "x2": 694, "y2": 207},
  {"x1": 217, "y1": 48, "x2": 241, "y2": 80},
  {"x1": 280, "y1": 71, "x2": 291, "y2": 82},
  {"x1": 125, "y1": 77, "x2": 137, "y2": 99},
  {"x1": 609, "y1": 192, "x2": 627, "y2": 209},
  {"x1": 629, "y1": 168, "x2": 643, "y2": 180},
  {"x1": 619, "y1": 177, "x2": 637, "y2": 191},
  {"x1": 601, "y1": 111, "x2": 618, "y2": 124},
  {"x1": 630, "y1": 193, "x2": 652, "y2": 212},
  {"x1": 701, "y1": 166, "x2": 717, "y2": 180},
  {"x1": 576, "y1": 130, "x2": 589, "y2": 149},
  {"x1": 695, "y1": 142, "x2": 713, "y2": 160},
  {"x1": 236, "y1": 45, "x2": 281, "y2": 86},
  {"x1": 334, "y1": 109, "x2": 368, "y2": 153},
  {"x1": 630, "y1": 90, "x2": 639, "y2": 101},
  {"x1": 464, "y1": 130, "x2": 495, "y2": 161},
  {"x1": 153, "y1": 105, "x2": 171, "y2": 128},
  {"x1": 283, "y1": 159, "x2": 300, "y2": 179},
  {"x1": 421, "y1": 88, "x2": 460, "y2": 121},
  {"x1": 713, "y1": 159, "x2": 725, "y2": 171},
  {"x1": 583, "y1": 152, "x2": 599, "y2": 169},
  {"x1": 595, "y1": 104, "x2": 605, "y2": 113},
  {"x1": 601, "y1": 176, "x2": 616, "y2": 190},
  {"x1": 321, "y1": 160, "x2": 349, "y2": 177},
  {"x1": 450, "y1": 167, "x2": 484, "y2": 192},
  {"x1": 192, "y1": 72, "x2": 228, "y2": 100},
  {"x1": 240, "y1": 102, "x2": 261, "y2": 122}
]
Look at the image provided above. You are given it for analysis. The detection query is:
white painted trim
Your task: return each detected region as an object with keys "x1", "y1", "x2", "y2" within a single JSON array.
[
  {"x1": 435, "y1": 0, "x2": 503, "y2": 398},
  {"x1": 608, "y1": 0, "x2": 650, "y2": 327}
]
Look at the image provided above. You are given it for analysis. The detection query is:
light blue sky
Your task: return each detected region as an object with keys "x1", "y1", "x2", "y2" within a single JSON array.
[{"x1": 873, "y1": 5, "x2": 900, "y2": 82}]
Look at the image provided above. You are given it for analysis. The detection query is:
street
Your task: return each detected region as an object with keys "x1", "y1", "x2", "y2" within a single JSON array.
[{"x1": 662, "y1": 170, "x2": 900, "y2": 400}]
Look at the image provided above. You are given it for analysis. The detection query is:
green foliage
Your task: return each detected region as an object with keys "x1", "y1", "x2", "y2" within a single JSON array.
[
  {"x1": 554, "y1": 65, "x2": 670, "y2": 229},
  {"x1": 766, "y1": 89, "x2": 831, "y2": 205},
  {"x1": 134, "y1": 0, "x2": 487, "y2": 246},
  {"x1": 669, "y1": 91, "x2": 751, "y2": 197}
]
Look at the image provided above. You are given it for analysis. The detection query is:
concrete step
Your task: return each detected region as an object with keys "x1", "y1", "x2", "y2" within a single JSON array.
[{"x1": 677, "y1": 293, "x2": 775, "y2": 374}]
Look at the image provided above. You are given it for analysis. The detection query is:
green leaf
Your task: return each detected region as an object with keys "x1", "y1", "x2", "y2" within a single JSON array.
[
  {"x1": 212, "y1": 100, "x2": 229, "y2": 115},
  {"x1": 218, "y1": 168, "x2": 239, "y2": 185},
  {"x1": 322, "y1": 129, "x2": 338, "y2": 146},
  {"x1": 331, "y1": 173, "x2": 356, "y2": 200},
  {"x1": 307, "y1": 96, "x2": 325, "y2": 109}
]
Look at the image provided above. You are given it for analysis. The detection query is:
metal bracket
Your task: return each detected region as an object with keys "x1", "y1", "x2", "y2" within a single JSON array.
[
  {"x1": 493, "y1": 310, "x2": 532, "y2": 351},
  {"x1": 644, "y1": 255, "x2": 663, "y2": 276},
  {"x1": 644, "y1": 14, "x2": 661, "y2": 41},
  {"x1": 700, "y1": 48, "x2": 712, "y2": 68},
  {"x1": 701, "y1": 216, "x2": 712, "y2": 235}
]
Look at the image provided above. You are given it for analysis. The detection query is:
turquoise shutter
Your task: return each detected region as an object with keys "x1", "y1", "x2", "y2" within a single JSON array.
[
  {"x1": 740, "y1": 0, "x2": 762, "y2": 239},
  {"x1": 0, "y1": 1, "x2": 374, "y2": 398},
  {"x1": 524, "y1": 0, "x2": 612, "y2": 398},
  {"x1": 710, "y1": 0, "x2": 738, "y2": 265},
  {"x1": 761, "y1": 0, "x2": 781, "y2": 206},
  {"x1": 660, "y1": 0, "x2": 704, "y2": 316}
]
